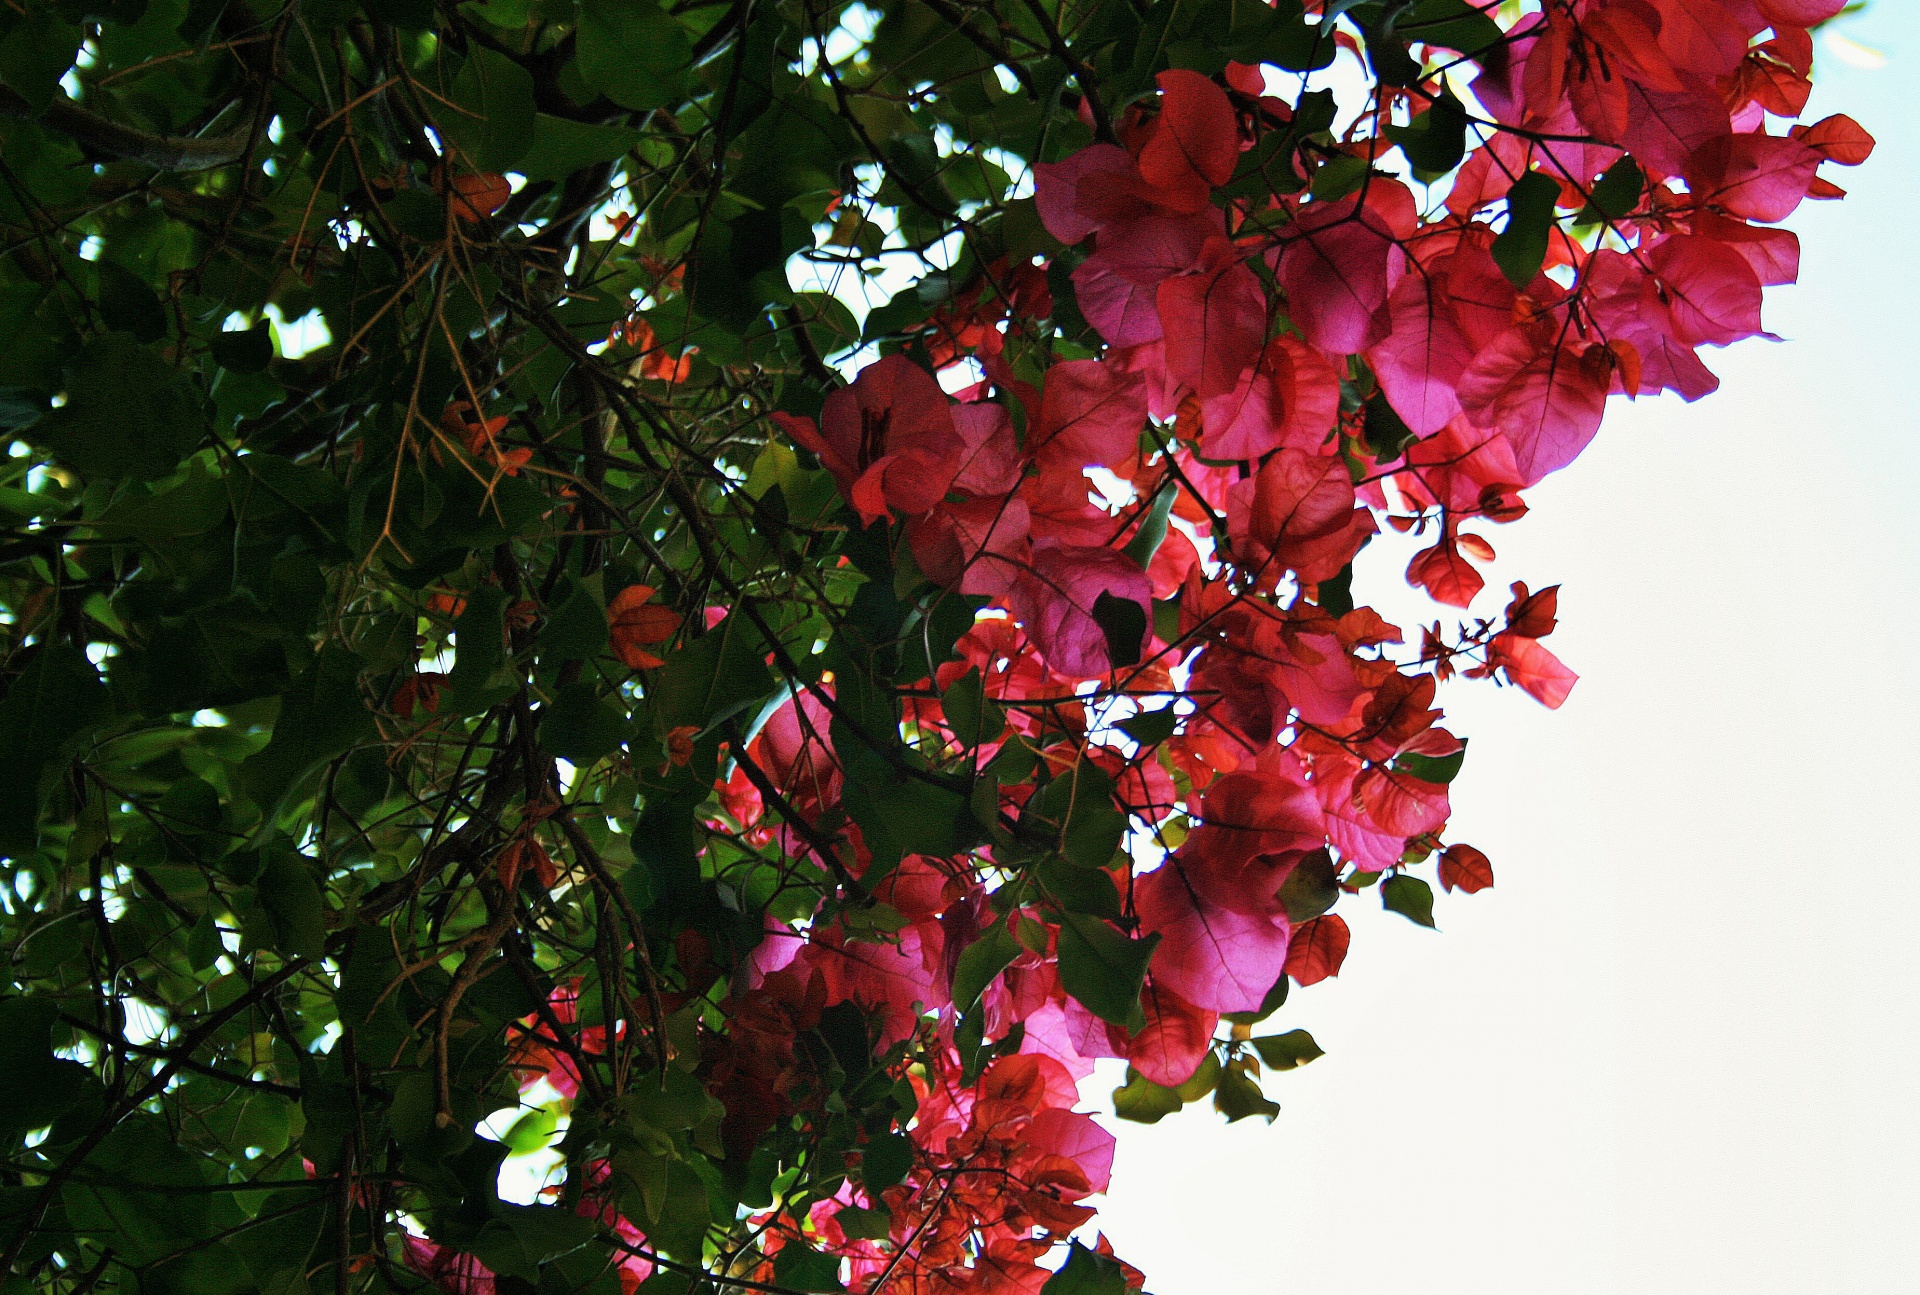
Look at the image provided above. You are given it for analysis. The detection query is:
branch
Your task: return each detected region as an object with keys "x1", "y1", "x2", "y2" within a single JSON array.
[{"x1": 0, "y1": 87, "x2": 256, "y2": 172}]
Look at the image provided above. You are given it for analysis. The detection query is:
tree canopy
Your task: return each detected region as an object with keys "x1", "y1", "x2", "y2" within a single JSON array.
[{"x1": 0, "y1": 1, "x2": 1871, "y2": 1293}]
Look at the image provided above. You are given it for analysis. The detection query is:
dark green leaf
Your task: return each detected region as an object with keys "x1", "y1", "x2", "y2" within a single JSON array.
[
  {"x1": 210, "y1": 322, "x2": 273, "y2": 373},
  {"x1": 239, "y1": 645, "x2": 377, "y2": 821},
  {"x1": 96, "y1": 260, "x2": 167, "y2": 342},
  {"x1": 577, "y1": 0, "x2": 690, "y2": 111},
  {"x1": 1118, "y1": 705, "x2": 1179, "y2": 747},
  {"x1": 1250, "y1": 1028, "x2": 1324, "y2": 1071},
  {"x1": 1041, "y1": 1241, "x2": 1129, "y2": 1295},
  {"x1": 950, "y1": 920, "x2": 1021, "y2": 1014},
  {"x1": 942, "y1": 666, "x2": 1005, "y2": 749},
  {"x1": 1381, "y1": 873, "x2": 1437, "y2": 928},
  {"x1": 34, "y1": 333, "x2": 201, "y2": 480},
  {"x1": 1276, "y1": 848, "x2": 1339, "y2": 922},
  {"x1": 1212, "y1": 1063, "x2": 1281, "y2": 1123},
  {"x1": 249, "y1": 845, "x2": 327, "y2": 960},
  {"x1": 1396, "y1": 740, "x2": 1467, "y2": 784},
  {"x1": 1385, "y1": 92, "x2": 1468, "y2": 174},
  {"x1": 1091, "y1": 591, "x2": 1147, "y2": 670},
  {"x1": 857, "y1": 1131, "x2": 913, "y2": 1191},
  {"x1": 519, "y1": 115, "x2": 644, "y2": 184},
  {"x1": 441, "y1": 45, "x2": 537, "y2": 172},
  {"x1": 1111, "y1": 1068, "x2": 1182, "y2": 1124},
  {"x1": 657, "y1": 614, "x2": 776, "y2": 734},
  {"x1": 773, "y1": 1241, "x2": 845, "y2": 1293},
  {"x1": 541, "y1": 682, "x2": 628, "y2": 763},
  {"x1": 1493, "y1": 172, "x2": 1561, "y2": 289},
  {"x1": 1586, "y1": 155, "x2": 1645, "y2": 221},
  {"x1": 1055, "y1": 913, "x2": 1157, "y2": 1027}
]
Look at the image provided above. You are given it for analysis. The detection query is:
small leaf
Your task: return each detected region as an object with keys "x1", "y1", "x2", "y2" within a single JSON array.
[
  {"x1": 1118, "y1": 705, "x2": 1179, "y2": 747},
  {"x1": 96, "y1": 261, "x2": 167, "y2": 343},
  {"x1": 1250, "y1": 1029, "x2": 1324, "y2": 1071},
  {"x1": 950, "y1": 921, "x2": 1021, "y2": 1014},
  {"x1": 833, "y1": 1205, "x2": 893, "y2": 1243},
  {"x1": 1041, "y1": 1241, "x2": 1129, "y2": 1295},
  {"x1": 1112, "y1": 1067, "x2": 1183, "y2": 1124},
  {"x1": 1091, "y1": 590, "x2": 1147, "y2": 670},
  {"x1": 1212, "y1": 1063, "x2": 1281, "y2": 1123},
  {"x1": 1586, "y1": 155, "x2": 1645, "y2": 221},
  {"x1": 1381, "y1": 874, "x2": 1437, "y2": 928},
  {"x1": 1396, "y1": 740, "x2": 1466, "y2": 784},
  {"x1": 1276, "y1": 848, "x2": 1339, "y2": 923},
  {"x1": 1493, "y1": 172, "x2": 1561, "y2": 288},
  {"x1": 540, "y1": 683, "x2": 628, "y2": 763},
  {"x1": 942, "y1": 666, "x2": 1005, "y2": 749},
  {"x1": 773, "y1": 1242, "x2": 845, "y2": 1293},
  {"x1": 210, "y1": 323, "x2": 274, "y2": 374},
  {"x1": 857, "y1": 1131, "x2": 913, "y2": 1191},
  {"x1": 1055, "y1": 913, "x2": 1158, "y2": 1027}
]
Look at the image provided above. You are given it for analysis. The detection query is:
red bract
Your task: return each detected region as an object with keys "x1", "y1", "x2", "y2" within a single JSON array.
[{"x1": 775, "y1": 354, "x2": 967, "y2": 523}]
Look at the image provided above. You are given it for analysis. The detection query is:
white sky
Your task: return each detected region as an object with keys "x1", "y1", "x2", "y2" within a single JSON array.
[{"x1": 1087, "y1": 10, "x2": 1920, "y2": 1294}]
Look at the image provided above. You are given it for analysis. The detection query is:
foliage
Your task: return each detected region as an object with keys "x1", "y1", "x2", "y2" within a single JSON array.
[{"x1": 0, "y1": 0, "x2": 1869, "y2": 1292}]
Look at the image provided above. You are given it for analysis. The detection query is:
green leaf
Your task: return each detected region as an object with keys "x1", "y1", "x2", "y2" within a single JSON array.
[
  {"x1": 1585, "y1": 155, "x2": 1645, "y2": 221},
  {"x1": 96, "y1": 261, "x2": 167, "y2": 343},
  {"x1": 1035, "y1": 854, "x2": 1122, "y2": 921},
  {"x1": 773, "y1": 1241, "x2": 845, "y2": 1293},
  {"x1": 61, "y1": 1116, "x2": 213, "y2": 1265},
  {"x1": 1385, "y1": 92, "x2": 1468, "y2": 175},
  {"x1": 0, "y1": 11, "x2": 80, "y2": 112},
  {"x1": 1394, "y1": 0, "x2": 1506, "y2": 56},
  {"x1": 656, "y1": 614, "x2": 776, "y2": 734},
  {"x1": 950, "y1": 920, "x2": 1020, "y2": 1014},
  {"x1": 1055, "y1": 913, "x2": 1157, "y2": 1028},
  {"x1": 250, "y1": 845, "x2": 328, "y2": 960},
  {"x1": 1493, "y1": 171, "x2": 1561, "y2": 289},
  {"x1": 518, "y1": 114, "x2": 644, "y2": 184},
  {"x1": 34, "y1": 332, "x2": 201, "y2": 480},
  {"x1": 1112, "y1": 1067, "x2": 1182, "y2": 1124},
  {"x1": 833, "y1": 1204, "x2": 893, "y2": 1243},
  {"x1": 942, "y1": 666, "x2": 1005, "y2": 749},
  {"x1": 210, "y1": 322, "x2": 274, "y2": 373},
  {"x1": 239, "y1": 645, "x2": 377, "y2": 821},
  {"x1": 625, "y1": 1063, "x2": 723, "y2": 1132},
  {"x1": 1029, "y1": 763, "x2": 1128, "y2": 870},
  {"x1": 1276, "y1": 848, "x2": 1339, "y2": 922},
  {"x1": 441, "y1": 45, "x2": 537, "y2": 172},
  {"x1": 1396, "y1": 740, "x2": 1466, "y2": 784},
  {"x1": 1381, "y1": 873, "x2": 1437, "y2": 928},
  {"x1": 1250, "y1": 1028, "x2": 1324, "y2": 1071},
  {"x1": 1119, "y1": 705, "x2": 1179, "y2": 748},
  {"x1": 447, "y1": 584, "x2": 510, "y2": 708},
  {"x1": 1041, "y1": 1241, "x2": 1129, "y2": 1295},
  {"x1": 0, "y1": 644, "x2": 111, "y2": 853},
  {"x1": 1091, "y1": 590, "x2": 1147, "y2": 670},
  {"x1": 541, "y1": 682, "x2": 628, "y2": 763},
  {"x1": 0, "y1": 996, "x2": 94, "y2": 1145},
  {"x1": 577, "y1": 0, "x2": 691, "y2": 111},
  {"x1": 857, "y1": 1131, "x2": 913, "y2": 1191},
  {"x1": 1211, "y1": 1063, "x2": 1281, "y2": 1123},
  {"x1": 1121, "y1": 481, "x2": 1177, "y2": 570}
]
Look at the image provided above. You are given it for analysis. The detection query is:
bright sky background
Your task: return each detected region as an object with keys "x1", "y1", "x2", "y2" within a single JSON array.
[{"x1": 1086, "y1": 9, "x2": 1920, "y2": 1294}]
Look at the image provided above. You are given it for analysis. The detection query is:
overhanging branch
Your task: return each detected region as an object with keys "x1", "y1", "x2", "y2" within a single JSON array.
[{"x1": 0, "y1": 86, "x2": 255, "y2": 172}]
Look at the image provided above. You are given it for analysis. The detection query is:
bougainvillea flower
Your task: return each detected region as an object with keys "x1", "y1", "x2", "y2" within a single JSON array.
[{"x1": 608, "y1": 584, "x2": 680, "y2": 668}]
